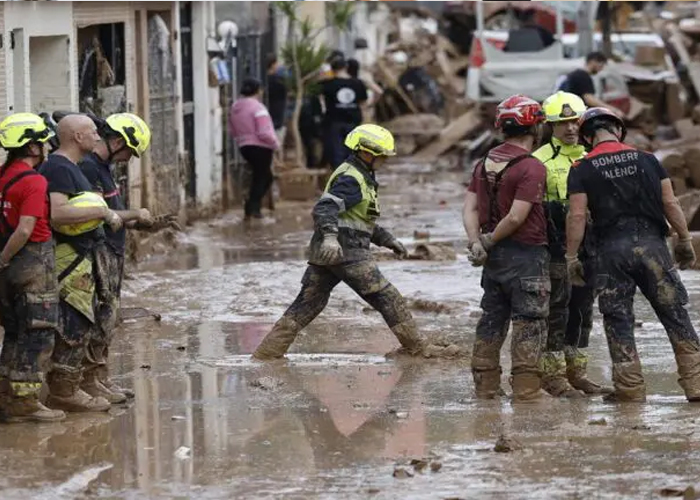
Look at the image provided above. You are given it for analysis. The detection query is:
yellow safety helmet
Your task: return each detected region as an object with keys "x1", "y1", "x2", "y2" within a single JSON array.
[
  {"x1": 344, "y1": 124, "x2": 396, "y2": 157},
  {"x1": 542, "y1": 91, "x2": 586, "y2": 123},
  {"x1": 105, "y1": 113, "x2": 151, "y2": 157},
  {"x1": 54, "y1": 192, "x2": 107, "y2": 236},
  {"x1": 0, "y1": 113, "x2": 53, "y2": 150}
]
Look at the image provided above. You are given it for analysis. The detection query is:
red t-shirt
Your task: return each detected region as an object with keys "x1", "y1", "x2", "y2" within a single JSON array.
[
  {"x1": 0, "y1": 160, "x2": 52, "y2": 242},
  {"x1": 468, "y1": 143, "x2": 547, "y2": 246}
]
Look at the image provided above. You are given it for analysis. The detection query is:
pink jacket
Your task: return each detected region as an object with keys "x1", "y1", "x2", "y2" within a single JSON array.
[{"x1": 229, "y1": 97, "x2": 279, "y2": 150}]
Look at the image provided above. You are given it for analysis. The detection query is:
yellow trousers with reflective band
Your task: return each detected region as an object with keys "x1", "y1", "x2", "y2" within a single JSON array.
[{"x1": 55, "y1": 243, "x2": 95, "y2": 323}]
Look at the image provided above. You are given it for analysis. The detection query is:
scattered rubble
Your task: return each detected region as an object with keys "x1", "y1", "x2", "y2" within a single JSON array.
[
  {"x1": 249, "y1": 377, "x2": 284, "y2": 391},
  {"x1": 588, "y1": 418, "x2": 608, "y2": 426},
  {"x1": 493, "y1": 435, "x2": 523, "y2": 453},
  {"x1": 410, "y1": 243, "x2": 457, "y2": 261},
  {"x1": 408, "y1": 298, "x2": 452, "y2": 314},
  {"x1": 392, "y1": 467, "x2": 414, "y2": 479},
  {"x1": 659, "y1": 485, "x2": 698, "y2": 499}
]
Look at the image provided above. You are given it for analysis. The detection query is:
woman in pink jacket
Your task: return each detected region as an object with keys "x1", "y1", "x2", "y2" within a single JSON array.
[{"x1": 229, "y1": 78, "x2": 280, "y2": 219}]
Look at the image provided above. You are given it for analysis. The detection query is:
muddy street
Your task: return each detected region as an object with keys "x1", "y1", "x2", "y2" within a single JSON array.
[{"x1": 1, "y1": 164, "x2": 699, "y2": 499}]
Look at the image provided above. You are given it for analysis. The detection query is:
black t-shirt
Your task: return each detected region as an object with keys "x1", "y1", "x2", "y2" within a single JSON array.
[
  {"x1": 563, "y1": 68, "x2": 595, "y2": 100},
  {"x1": 39, "y1": 153, "x2": 105, "y2": 255},
  {"x1": 321, "y1": 77, "x2": 368, "y2": 126},
  {"x1": 81, "y1": 153, "x2": 126, "y2": 256},
  {"x1": 568, "y1": 141, "x2": 668, "y2": 238},
  {"x1": 267, "y1": 73, "x2": 288, "y2": 130}
]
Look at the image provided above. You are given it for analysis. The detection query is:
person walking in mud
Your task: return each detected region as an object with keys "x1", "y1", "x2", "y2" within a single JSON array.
[
  {"x1": 229, "y1": 78, "x2": 279, "y2": 220},
  {"x1": 567, "y1": 107, "x2": 700, "y2": 402},
  {"x1": 39, "y1": 114, "x2": 122, "y2": 413},
  {"x1": 463, "y1": 95, "x2": 551, "y2": 402},
  {"x1": 252, "y1": 124, "x2": 454, "y2": 360},
  {"x1": 533, "y1": 92, "x2": 611, "y2": 398},
  {"x1": 0, "y1": 113, "x2": 65, "y2": 422}
]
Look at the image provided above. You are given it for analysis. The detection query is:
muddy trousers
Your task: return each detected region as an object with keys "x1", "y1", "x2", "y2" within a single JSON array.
[
  {"x1": 541, "y1": 259, "x2": 599, "y2": 396},
  {"x1": 240, "y1": 145, "x2": 274, "y2": 217},
  {"x1": 253, "y1": 261, "x2": 421, "y2": 359},
  {"x1": 597, "y1": 232, "x2": 700, "y2": 401},
  {"x1": 87, "y1": 244, "x2": 124, "y2": 376},
  {"x1": 0, "y1": 242, "x2": 59, "y2": 404},
  {"x1": 471, "y1": 244, "x2": 550, "y2": 401}
]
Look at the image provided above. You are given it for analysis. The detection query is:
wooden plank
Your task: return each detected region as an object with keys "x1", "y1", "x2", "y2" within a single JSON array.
[
  {"x1": 669, "y1": 24, "x2": 700, "y2": 99},
  {"x1": 412, "y1": 109, "x2": 481, "y2": 161}
]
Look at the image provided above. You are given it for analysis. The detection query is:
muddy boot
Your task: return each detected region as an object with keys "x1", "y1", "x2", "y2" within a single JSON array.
[
  {"x1": 252, "y1": 317, "x2": 302, "y2": 360},
  {"x1": 539, "y1": 352, "x2": 585, "y2": 398},
  {"x1": 674, "y1": 343, "x2": 700, "y2": 402},
  {"x1": 0, "y1": 382, "x2": 66, "y2": 423},
  {"x1": 81, "y1": 367, "x2": 127, "y2": 404},
  {"x1": 46, "y1": 365, "x2": 111, "y2": 413},
  {"x1": 472, "y1": 355, "x2": 504, "y2": 399},
  {"x1": 565, "y1": 348, "x2": 613, "y2": 395},
  {"x1": 603, "y1": 360, "x2": 646, "y2": 403},
  {"x1": 96, "y1": 365, "x2": 134, "y2": 400},
  {"x1": 388, "y1": 319, "x2": 426, "y2": 356},
  {"x1": 511, "y1": 320, "x2": 549, "y2": 403}
]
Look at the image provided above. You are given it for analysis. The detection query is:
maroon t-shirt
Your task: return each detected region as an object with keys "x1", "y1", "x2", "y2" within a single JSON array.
[{"x1": 468, "y1": 143, "x2": 547, "y2": 246}]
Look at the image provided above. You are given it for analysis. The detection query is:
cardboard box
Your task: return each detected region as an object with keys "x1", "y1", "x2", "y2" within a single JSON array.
[{"x1": 634, "y1": 45, "x2": 666, "y2": 67}]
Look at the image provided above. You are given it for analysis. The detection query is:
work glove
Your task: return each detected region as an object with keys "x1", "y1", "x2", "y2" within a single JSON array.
[
  {"x1": 467, "y1": 240, "x2": 488, "y2": 267},
  {"x1": 134, "y1": 214, "x2": 182, "y2": 232},
  {"x1": 565, "y1": 253, "x2": 586, "y2": 287},
  {"x1": 317, "y1": 234, "x2": 343, "y2": 265},
  {"x1": 675, "y1": 236, "x2": 696, "y2": 270},
  {"x1": 137, "y1": 208, "x2": 154, "y2": 226},
  {"x1": 104, "y1": 210, "x2": 123, "y2": 232},
  {"x1": 480, "y1": 232, "x2": 495, "y2": 252},
  {"x1": 385, "y1": 238, "x2": 409, "y2": 259}
]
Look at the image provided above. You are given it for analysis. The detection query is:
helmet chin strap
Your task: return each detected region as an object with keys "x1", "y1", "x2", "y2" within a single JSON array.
[{"x1": 104, "y1": 139, "x2": 128, "y2": 163}]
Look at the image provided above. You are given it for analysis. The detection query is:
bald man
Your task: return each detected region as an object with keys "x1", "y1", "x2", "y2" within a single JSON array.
[{"x1": 39, "y1": 114, "x2": 122, "y2": 414}]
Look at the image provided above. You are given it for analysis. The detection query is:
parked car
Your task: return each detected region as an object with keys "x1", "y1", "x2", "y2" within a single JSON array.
[{"x1": 466, "y1": 30, "x2": 670, "y2": 115}]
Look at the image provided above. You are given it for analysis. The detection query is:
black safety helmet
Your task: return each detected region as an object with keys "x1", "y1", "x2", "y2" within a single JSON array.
[{"x1": 578, "y1": 107, "x2": 626, "y2": 149}]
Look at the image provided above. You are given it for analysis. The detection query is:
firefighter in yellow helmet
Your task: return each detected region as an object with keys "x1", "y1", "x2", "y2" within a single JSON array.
[
  {"x1": 533, "y1": 92, "x2": 611, "y2": 397},
  {"x1": 37, "y1": 113, "x2": 122, "y2": 414},
  {"x1": 0, "y1": 113, "x2": 65, "y2": 422},
  {"x1": 253, "y1": 124, "x2": 458, "y2": 360},
  {"x1": 79, "y1": 112, "x2": 178, "y2": 404}
]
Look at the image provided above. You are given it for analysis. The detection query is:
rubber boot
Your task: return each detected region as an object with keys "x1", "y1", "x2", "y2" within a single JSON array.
[
  {"x1": 674, "y1": 342, "x2": 700, "y2": 402},
  {"x1": 252, "y1": 317, "x2": 302, "y2": 360},
  {"x1": 472, "y1": 355, "x2": 504, "y2": 399},
  {"x1": 511, "y1": 320, "x2": 549, "y2": 402},
  {"x1": 565, "y1": 348, "x2": 613, "y2": 395},
  {"x1": 390, "y1": 319, "x2": 426, "y2": 356},
  {"x1": 0, "y1": 382, "x2": 66, "y2": 423},
  {"x1": 46, "y1": 365, "x2": 111, "y2": 412},
  {"x1": 539, "y1": 351, "x2": 585, "y2": 398},
  {"x1": 81, "y1": 366, "x2": 127, "y2": 404},
  {"x1": 603, "y1": 360, "x2": 646, "y2": 403},
  {"x1": 97, "y1": 365, "x2": 135, "y2": 400}
]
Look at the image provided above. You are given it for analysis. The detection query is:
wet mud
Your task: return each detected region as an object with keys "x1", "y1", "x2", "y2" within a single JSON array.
[{"x1": 1, "y1": 165, "x2": 700, "y2": 498}]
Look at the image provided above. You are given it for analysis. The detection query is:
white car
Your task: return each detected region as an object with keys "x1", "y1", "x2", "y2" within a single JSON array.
[{"x1": 466, "y1": 30, "x2": 672, "y2": 114}]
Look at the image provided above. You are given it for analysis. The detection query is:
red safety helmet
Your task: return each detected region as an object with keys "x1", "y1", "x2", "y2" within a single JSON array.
[
  {"x1": 578, "y1": 107, "x2": 626, "y2": 149},
  {"x1": 494, "y1": 95, "x2": 545, "y2": 129}
]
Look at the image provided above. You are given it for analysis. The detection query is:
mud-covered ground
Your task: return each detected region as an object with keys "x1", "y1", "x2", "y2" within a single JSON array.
[{"x1": 1, "y1": 163, "x2": 700, "y2": 499}]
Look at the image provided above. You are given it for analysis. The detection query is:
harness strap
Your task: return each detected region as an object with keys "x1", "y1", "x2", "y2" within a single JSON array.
[{"x1": 479, "y1": 148, "x2": 533, "y2": 231}]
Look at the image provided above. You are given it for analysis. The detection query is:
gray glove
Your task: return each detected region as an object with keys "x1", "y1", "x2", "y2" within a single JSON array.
[
  {"x1": 468, "y1": 241, "x2": 488, "y2": 267},
  {"x1": 318, "y1": 234, "x2": 343, "y2": 265},
  {"x1": 386, "y1": 238, "x2": 409, "y2": 259},
  {"x1": 675, "y1": 236, "x2": 696, "y2": 270},
  {"x1": 566, "y1": 254, "x2": 586, "y2": 287}
]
